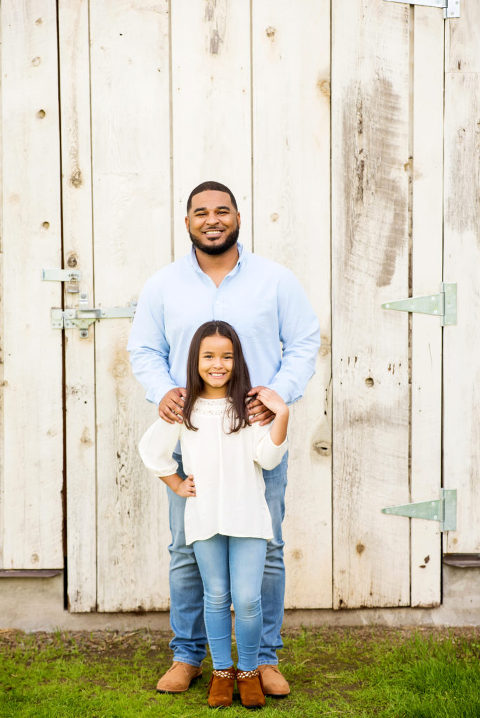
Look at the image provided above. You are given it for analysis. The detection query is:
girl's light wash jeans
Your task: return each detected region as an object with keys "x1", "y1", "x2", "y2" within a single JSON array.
[
  {"x1": 166, "y1": 452, "x2": 288, "y2": 667},
  {"x1": 193, "y1": 534, "x2": 267, "y2": 671}
]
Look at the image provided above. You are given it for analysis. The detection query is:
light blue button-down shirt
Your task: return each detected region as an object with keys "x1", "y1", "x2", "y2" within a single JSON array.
[{"x1": 127, "y1": 243, "x2": 320, "y2": 406}]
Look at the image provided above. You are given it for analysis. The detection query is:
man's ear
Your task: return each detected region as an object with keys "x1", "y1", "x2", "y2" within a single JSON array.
[
  {"x1": 237, "y1": 212, "x2": 241, "y2": 228},
  {"x1": 185, "y1": 215, "x2": 190, "y2": 231}
]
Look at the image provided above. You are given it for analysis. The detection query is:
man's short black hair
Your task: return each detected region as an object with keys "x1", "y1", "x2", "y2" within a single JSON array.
[{"x1": 186, "y1": 181, "x2": 238, "y2": 213}]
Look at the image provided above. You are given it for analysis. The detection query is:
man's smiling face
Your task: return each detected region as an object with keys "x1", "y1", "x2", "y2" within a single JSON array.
[{"x1": 185, "y1": 190, "x2": 241, "y2": 256}]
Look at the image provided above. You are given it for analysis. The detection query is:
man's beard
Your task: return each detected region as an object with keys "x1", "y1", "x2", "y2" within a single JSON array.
[{"x1": 189, "y1": 225, "x2": 240, "y2": 256}]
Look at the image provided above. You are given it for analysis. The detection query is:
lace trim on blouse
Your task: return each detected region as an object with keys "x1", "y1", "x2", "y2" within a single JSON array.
[{"x1": 193, "y1": 397, "x2": 229, "y2": 416}]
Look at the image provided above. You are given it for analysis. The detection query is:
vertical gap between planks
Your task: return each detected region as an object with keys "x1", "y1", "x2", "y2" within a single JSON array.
[
  {"x1": 55, "y1": 0, "x2": 68, "y2": 608},
  {"x1": 168, "y1": 0, "x2": 174, "y2": 262},
  {"x1": 329, "y1": 0, "x2": 334, "y2": 609},
  {"x1": 440, "y1": 14, "x2": 447, "y2": 600},
  {"x1": 87, "y1": 0, "x2": 99, "y2": 611},
  {"x1": 408, "y1": 4, "x2": 415, "y2": 607},
  {"x1": 249, "y1": 0, "x2": 254, "y2": 252}
]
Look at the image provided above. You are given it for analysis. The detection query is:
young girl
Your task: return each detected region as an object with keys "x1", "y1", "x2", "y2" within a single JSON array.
[{"x1": 139, "y1": 320, "x2": 289, "y2": 709}]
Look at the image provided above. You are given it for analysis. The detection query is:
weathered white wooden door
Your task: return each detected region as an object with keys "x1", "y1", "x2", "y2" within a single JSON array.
[
  {"x1": 58, "y1": 0, "x2": 332, "y2": 612},
  {"x1": 331, "y1": 1, "x2": 445, "y2": 608}
]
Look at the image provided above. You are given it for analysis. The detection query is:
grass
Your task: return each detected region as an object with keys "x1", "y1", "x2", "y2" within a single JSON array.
[{"x1": 0, "y1": 627, "x2": 479, "y2": 717}]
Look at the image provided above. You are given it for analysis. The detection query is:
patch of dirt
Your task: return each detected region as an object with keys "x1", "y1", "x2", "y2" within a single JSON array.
[{"x1": 0, "y1": 626, "x2": 478, "y2": 661}]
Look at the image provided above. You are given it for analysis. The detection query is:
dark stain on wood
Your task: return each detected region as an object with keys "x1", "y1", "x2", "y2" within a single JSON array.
[
  {"x1": 205, "y1": 0, "x2": 216, "y2": 22},
  {"x1": 210, "y1": 29, "x2": 221, "y2": 55},
  {"x1": 445, "y1": 79, "x2": 480, "y2": 235},
  {"x1": 342, "y1": 79, "x2": 407, "y2": 289}
]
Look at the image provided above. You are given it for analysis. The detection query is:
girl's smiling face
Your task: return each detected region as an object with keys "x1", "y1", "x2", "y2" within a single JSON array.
[{"x1": 198, "y1": 333, "x2": 234, "y2": 397}]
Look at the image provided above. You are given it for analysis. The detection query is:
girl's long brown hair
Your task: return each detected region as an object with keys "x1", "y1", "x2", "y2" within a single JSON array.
[{"x1": 183, "y1": 321, "x2": 252, "y2": 433}]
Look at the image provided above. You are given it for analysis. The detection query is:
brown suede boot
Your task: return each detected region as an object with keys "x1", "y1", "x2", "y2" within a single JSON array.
[
  {"x1": 207, "y1": 667, "x2": 236, "y2": 708},
  {"x1": 236, "y1": 668, "x2": 265, "y2": 709}
]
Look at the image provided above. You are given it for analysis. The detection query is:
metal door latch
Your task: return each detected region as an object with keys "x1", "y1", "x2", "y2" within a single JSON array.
[
  {"x1": 382, "y1": 282, "x2": 456, "y2": 326},
  {"x1": 42, "y1": 267, "x2": 81, "y2": 293},
  {"x1": 51, "y1": 294, "x2": 136, "y2": 337},
  {"x1": 382, "y1": 488, "x2": 457, "y2": 532},
  {"x1": 383, "y1": 0, "x2": 460, "y2": 19}
]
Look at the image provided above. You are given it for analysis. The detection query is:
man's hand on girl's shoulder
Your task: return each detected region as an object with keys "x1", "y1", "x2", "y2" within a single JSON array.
[
  {"x1": 247, "y1": 386, "x2": 275, "y2": 426},
  {"x1": 159, "y1": 387, "x2": 186, "y2": 424}
]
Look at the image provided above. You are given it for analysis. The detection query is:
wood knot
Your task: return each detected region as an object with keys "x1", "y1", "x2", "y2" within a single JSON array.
[
  {"x1": 70, "y1": 169, "x2": 83, "y2": 188},
  {"x1": 313, "y1": 440, "x2": 331, "y2": 457},
  {"x1": 80, "y1": 427, "x2": 93, "y2": 446},
  {"x1": 356, "y1": 543, "x2": 365, "y2": 555},
  {"x1": 270, "y1": 212, "x2": 279, "y2": 222},
  {"x1": 317, "y1": 78, "x2": 330, "y2": 99},
  {"x1": 265, "y1": 26, "x2": 276, "y2": 39}
]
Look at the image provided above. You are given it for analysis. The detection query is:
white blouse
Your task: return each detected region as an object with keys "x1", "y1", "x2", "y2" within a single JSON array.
[{"x1": 139, "y1": 397, "x2": 288, "y2": 545}]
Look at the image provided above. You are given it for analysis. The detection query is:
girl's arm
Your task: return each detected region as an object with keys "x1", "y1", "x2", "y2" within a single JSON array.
[
  {"x1": 254, "y1": 388, "x2": 289, "y2": 445},
  {"x1": 139, "y1": 419, "x2": 196, "y2": 497}
]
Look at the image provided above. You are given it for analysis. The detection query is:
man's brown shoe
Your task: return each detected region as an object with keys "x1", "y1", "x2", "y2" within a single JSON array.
[
  {"x1": 207, "y1": 667, "x2": 236, "y2": 708},
  {"x1": 236, "y1": 669, "x2": 265, "y2": 709},
  {"x1": 258, "y1": 664, "x2": 290, "y2": 698},
  {"x1": 156, "y1": 661, "x2": 202, "y2": 693}
]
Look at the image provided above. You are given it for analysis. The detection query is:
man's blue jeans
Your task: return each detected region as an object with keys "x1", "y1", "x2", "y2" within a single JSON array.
[
  {"x1": 167, "y1": 451, "x2": 288, "y2": 667},
  {"x1": 193, "y1": 535, "x2": 267, "y2": 671}
]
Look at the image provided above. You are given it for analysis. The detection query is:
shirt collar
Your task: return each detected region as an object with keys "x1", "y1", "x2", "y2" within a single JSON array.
[{"x1": 189, "y1": 242, "x2": 245, "y2": 277}]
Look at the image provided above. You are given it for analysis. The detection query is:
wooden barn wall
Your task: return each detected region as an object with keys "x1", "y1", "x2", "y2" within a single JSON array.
[{"x1": 0, "y1": 0, "x2": 479, "y2": 614}]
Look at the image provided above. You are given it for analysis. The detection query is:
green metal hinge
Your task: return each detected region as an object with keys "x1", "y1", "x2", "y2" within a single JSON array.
[
  {"x1": 382, "y1": 283, "x2": 456, "y2": 326},
  {"x1": 382, "y1": 489, "x2": 457, "y2": 532},
  {"x1": 383, "y1": 0, "x2": 460, "y2": 19}
]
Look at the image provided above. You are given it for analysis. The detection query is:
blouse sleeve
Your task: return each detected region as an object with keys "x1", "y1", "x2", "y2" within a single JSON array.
[
  {"x1": 253, "y1": 423, "x2": 288, "y2": 471},
  {"x1": 138, "y1": 418, "x2": 182, "y2": 476}
]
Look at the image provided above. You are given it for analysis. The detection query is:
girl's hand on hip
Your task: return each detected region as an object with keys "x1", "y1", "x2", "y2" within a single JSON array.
[{"x1": 175, "y1": 475, "x2": 196, "y2": 498}]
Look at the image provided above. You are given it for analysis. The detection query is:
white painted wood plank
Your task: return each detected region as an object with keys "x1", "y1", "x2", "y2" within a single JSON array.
[
  {"x1": 58, "y1": 0, "x2": 96, "y2": 611},
  {"x1": 89, "y1": 0, "x2": 172, "y2": 611},
  {"x1": 1, "y1": 0, "x2": 63, "y2": 568},
  {"x1": 443, "y1": 5, "x2": 480, "y2": 554},
  {"x1": 410, "y1": 6, "x2": 443, "y2": 607},
  {"x1": 171, "y1": 0, "x2": 252, "y2": 257},
  {"x1": 0, "y1": 2, "x2": 4, "y2": 570},
  {"x1": 332, "y1": 0, "x2": 411, "y2": 608},
  {"x1": 252, "y1": 0, "x2": 331, "y2": 608}
]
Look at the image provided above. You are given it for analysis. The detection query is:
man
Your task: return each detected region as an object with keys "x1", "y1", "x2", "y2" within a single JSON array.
[{"x1": 128, "y1": 180, "x2": 320, "y2": 697}]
